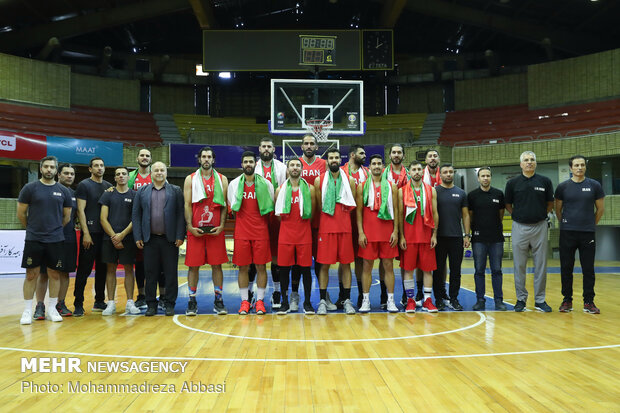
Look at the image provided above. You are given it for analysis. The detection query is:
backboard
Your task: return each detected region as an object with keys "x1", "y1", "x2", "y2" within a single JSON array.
[{"x1": 270, "y1": 79, "x2": 364, "y2": 136}]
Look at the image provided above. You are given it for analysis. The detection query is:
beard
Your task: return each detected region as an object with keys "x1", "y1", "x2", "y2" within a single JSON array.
[
  {"x1": 329, "y1": 163, "x2": 340, "y2": 173},
  {"x1": 303, "y1": 148, "x2": 316, "y2": 158},
  {"x1": 391, "y1": 157, "x2": 402, "y2": 165},
  {"x1": 201, "y1": 162, "x2": 212, "y2": 170},
  {"x1": 289, "y1": 170, "x2": 301, "y2": 179},
  {"x1": 243, "y1": 166, "x2": 254, "y2": 176},
  {"x1": 260, "y1": 151, "x2": 274, "y2": 162}
]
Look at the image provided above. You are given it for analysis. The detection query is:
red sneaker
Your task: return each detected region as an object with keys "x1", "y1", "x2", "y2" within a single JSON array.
[
  {"x1": 405, "y1": 298, "x2": 416, "y2": 313},
  {"x1": 422, "y1": 297, "x2": 438, "y2": 313},
  {"x1": 559, "y1": 300, "x2": 573, "y2": 312},
  {"x1": 583, "y1": 302, "x2": 600, "y2": 314},
  {"x1": 238, "y1": 300, "x2": 251, "y2": 315},
  {"x1": 255, "y1": 299, "x2": 267, "y2": 315}
]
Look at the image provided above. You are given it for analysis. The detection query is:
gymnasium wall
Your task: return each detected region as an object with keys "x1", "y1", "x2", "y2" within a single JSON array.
[
  {"x1": 528, "y1": 48, "x2": 620, "y2": 109},
  {"x1": 0, "y1": 53, "x2": 70, "y2": 108},
  {"x1": 398, "y1": 84, "x2": 445, "y2": 113},
  {"x1": 70, "y1": 73, "x2": 140, "y2": 111},
  {"x1": 151, "y1": 85, "x2": 195, "y2": 114},
  {"x1": 454, "y1": 73, "x2": 528, "y2": 111}
]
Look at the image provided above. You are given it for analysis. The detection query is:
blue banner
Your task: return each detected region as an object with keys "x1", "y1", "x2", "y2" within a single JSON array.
[
  {"x1": 46, "y1": 136, "x2": 124, "y2": 166},
  {"x1": 169, "y1": 144, "x2": 385, "y2": 169}
]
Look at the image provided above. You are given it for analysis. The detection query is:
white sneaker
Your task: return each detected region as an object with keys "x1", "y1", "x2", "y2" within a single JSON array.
[
  {"x1": 102, "y1": 302, "x2": 116, "y2": 316},
  {"x1": 46, "y1": 306, "x2": 63, "y2": 322},
  {"x1": 343, "y1": 299, "x2": 356, "y2": 314},
  {"x1": 317, "y1": 299, "x2": 328, "y2": 315},
  {"x1": 359, "y1": 297, "x2": 371, "y2": 313},
  {"x1": 386, "y1": 298, "x2": 399, "y2": 313},
  {"x1": 125, "y1": 300, "x2": 141, "y2": 315},
  {"x1": 325, "y1": 293, "x2": 337, "y2": 311},
  {"x1": 20, "y1": 309, "x2": 32, "y2": 325},
  {"x1": 290, "y1": 292, "x2": 300, "y2": 312}
]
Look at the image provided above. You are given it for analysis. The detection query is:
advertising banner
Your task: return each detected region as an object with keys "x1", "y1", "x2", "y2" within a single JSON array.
[
  {"x1": 0, "y1": 131, "x2": 47, "y2": 161},
  {"x1": 46, "y1": 136, "x2": 124, "y2": 166},
  {"x1": 0, "y1": 230, "x2": 26, "y2": 274}
]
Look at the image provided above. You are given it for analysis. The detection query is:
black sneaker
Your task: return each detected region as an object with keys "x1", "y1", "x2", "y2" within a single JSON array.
[
  {"x1": 73, "y1": 305, "x2": 84, "y2": 317},
  {"x1": 335, "y1": 297, "x2": 345, "y2": 310},
  {"x1": 303, "y1": 302, "x2": 315, "y2": 314},
  {"x1": 213, "y1": 299, "x2": 227, "y2": 315},
  {"x1": 472, "y1": 299, "x2": 486, "y2": 311},
  {"x1": 494, "y1": 299, "x2": 507, "y2": 311},
  {"x1": 401, "y1": 294, "x2": 407, "y2": 308},
  {"x1": 450, "y1": 299, "x2": 464, "y2": 311},
  {"x1": 380, "y1": 291, "x2": 388, "y2": 307},
  {"x1": 92, "y1": 301, "x2": 107, "y2": 312},
  {"x1": 271, "y1": 291, "x2": 282, "y2": 309},
  {"x1": 34, "y1": 302, "x2": 45, "y2": 320},
  {"x1": 534, "y1": 301, "x2": 552, "y2": 313},
  {"x1": 135, "y1": 295, "x2": 147, "y2": 309},
  {"x1": 186, "y1": 298, "x2": 197, "y2": 316},
  {"x1": 514, "y1": 300, "x2": 526, "y2": 312},
  {"x1": 165, "y1": 304, "x2": 175, "y2": 316},
  {"x1": 145, "y1": 306, "x2": 157, "y2": 316},
  {"x1": 276, "y1": 301, "x2": 290, "y2": 315},
  {"x1": 56, "y1": 301, "x2": 73, "y2": 317},
  {"x1": 415, "y1": 291, "x2": 423, "y2": 302},
  {"x1": 435, "y1": 299, "x2": 446, "y2": 311},
  {"x1": 380, "y1": 301, "x2": 387, "y2": 311}
]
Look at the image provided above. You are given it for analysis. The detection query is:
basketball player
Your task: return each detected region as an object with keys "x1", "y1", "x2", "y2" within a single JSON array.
[
  {"x1": 296, "y1": 134, "x2": 336, "y2": 310},
  {"x1": 33, "y1": 163, "x2": 77, "y2": 318},
  {"x1": 399, "y1": 161, "x2": 438, "y2": 313},
  {"x1": 274, "y1": 158, "x2": 317, "y2": 314},
  {"x1": 73, "y1": 157, "x2": 112, "y2": 316},
  {"x1": 385, "y1": 144, "x2": 409, "y2": 309},
  {"x1": 184, "y1": 146, "x2": 229, "y2": 316},
  {"x1": 128, "y1": 148, "x2": 152, "y2": 308},
  {"x1": 356, "y1": 155, "x2": 399, "y2": 313},
  {"x1": 228, "y1": 151, "x2": 275, "y2": 315},
  {"x1": 340, "y1": 144, "x2": 368, "y2": 308},
  {"x1": 17, "y1": 156, "x2": 72, "y2": 324},
  {"x1": 99, "y1": 167, "x2": 139, "y2": 315},
  {"x1": 314, "y1": 148, "x2": 357, "y2": 315},
  {"x1": 255, "y1": 137, "x2": 287, "y2": 309}
]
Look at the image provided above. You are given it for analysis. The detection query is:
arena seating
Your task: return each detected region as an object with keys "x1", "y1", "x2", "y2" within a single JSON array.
[
  {"x1": 439, "y1": 99, "x2": 620, "y2": 146},
  {"x1": 0, "y1": 102, "x2": 161, "y2": 145}
]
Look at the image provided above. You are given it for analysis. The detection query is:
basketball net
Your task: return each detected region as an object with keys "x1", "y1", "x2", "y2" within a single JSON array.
[{"x1": 305, "y1": 119, "x2": 333, "y2": 143}]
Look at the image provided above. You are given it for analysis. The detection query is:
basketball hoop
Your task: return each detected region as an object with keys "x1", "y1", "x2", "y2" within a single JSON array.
[{"x1": 305, "y1": 119, "x2": 333, "y2": 142}]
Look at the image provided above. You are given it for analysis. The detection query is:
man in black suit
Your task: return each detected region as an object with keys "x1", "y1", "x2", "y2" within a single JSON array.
[{"x1": 132, "y1": 161, "x2": 185, "y2": 316}]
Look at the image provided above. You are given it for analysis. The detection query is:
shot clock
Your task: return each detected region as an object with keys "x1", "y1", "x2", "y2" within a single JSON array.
[{"x1": 299, "y1": 35, "x2": 336, "y2": 66}]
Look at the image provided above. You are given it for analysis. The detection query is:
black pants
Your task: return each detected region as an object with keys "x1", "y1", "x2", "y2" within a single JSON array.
[
  {"x1": 560, "y1": 230, "x2": 596, "y2": 303},
  {"x1": 433, "y1": 236, "x2": 464, "y2": 301},
  {"x1": 73, "y1": 232, "x2": 107, "y2": 306},
  {"x1": 143, "y1": 235, "x2": 179, "y2": 307}
]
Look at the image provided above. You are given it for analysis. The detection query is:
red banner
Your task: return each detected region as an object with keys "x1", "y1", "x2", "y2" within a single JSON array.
[{"x1": 0, "y1": 130, "x2": 47, "y2": 160}]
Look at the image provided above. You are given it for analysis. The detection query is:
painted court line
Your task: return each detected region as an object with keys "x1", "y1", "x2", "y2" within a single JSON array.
[
  {"x1": 0, "y1": 344, "x2": 618, "y2": 363},
  {"x1": 171, "y1": 313, "x2": 488, "y2": 342}
]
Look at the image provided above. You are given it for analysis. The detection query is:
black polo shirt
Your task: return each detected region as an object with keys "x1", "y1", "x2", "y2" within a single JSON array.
[
  {"x1": 504, "y1": 173, "x2": 553, "y2": 224},
  {"x1": 555, "y1": 177, "x2": 604, "y2": 232},
  {"x1": 468, "y1": 187, "x2": 505, "y2": 243}
]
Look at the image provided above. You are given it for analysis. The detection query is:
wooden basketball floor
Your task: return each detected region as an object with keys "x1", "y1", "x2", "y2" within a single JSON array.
[{"x1": 0, "y1": 258, "x2": 618, "y2": 412}]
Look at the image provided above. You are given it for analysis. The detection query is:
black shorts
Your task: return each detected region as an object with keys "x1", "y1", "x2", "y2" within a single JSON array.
[
  {"x1": 101, "y1": 239, "x2": 136, "y2": 265},
  {"x1": 59, "y1": 242, "x2": 78, "y2": 273},
  {"x1": 22, "y1": 241, "x2": 64, "y2": 270}
]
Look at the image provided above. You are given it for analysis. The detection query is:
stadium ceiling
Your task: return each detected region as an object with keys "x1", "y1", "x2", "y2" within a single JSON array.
[{"x1": 0, "y1": 0, "x2": 618, "y2": 70}]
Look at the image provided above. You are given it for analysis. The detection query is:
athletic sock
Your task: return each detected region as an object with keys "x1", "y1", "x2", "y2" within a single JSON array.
[
  {"x1": 188, "y1": 285, "x2": 197, "y2": 298},
  {"x1": 257, "y1": 287, "x2": 266, "y2": 301},
  {"x1": 214, "y1": 285, "x2": 222, "y2": 301},
  {"x1": 338, "y1": 282, "x2": 345, "y2": 300},
  {"x1": 380, "y1": 280, "x2": 387, "y2": 296},
  {"x1": 240, "y1": 289, "x2": 249, "y2": 302},
  {"x1": 24, "y1": 299, "x2": 32, "y2": 312},
  {"x1": 387, "y1": 293, "x2": 394, "y2": 301},
  {"x1": 357, "y1": 280, "x2": 364, "y2": 296},
  {"x1": 301, "y1": 267, "x2": 312, "y2": 302},
  {"x1": 363, "y1": 293, "x2": 370, "y2": 301},
  {"x1": 423, "y1": 287, "x2": 432, "y2": 300},
  {"x1": 291, "y1": 265, "x2": 301, "y2": 293},
  {"x1": 106, "y1": 300, "x2": 114, "y2": 306},
  {"x1": 404, "y1": 279, "x2": 416, "y2": 299},
  {"x1": 273, "y1": 282, "x2": 281, "y2": 293},
  {"x1": 343, "y1": 288, "x2": 351, "y2": 300},
  {"x1": 320, "y1": 289, "x2": 327, "y2": 301},
  {"x1": 416, "y1": 280, "x2": 423, "y2": 293},
  {"x1": 48, "y1": 297, "x2": 58, "y2": 308}
]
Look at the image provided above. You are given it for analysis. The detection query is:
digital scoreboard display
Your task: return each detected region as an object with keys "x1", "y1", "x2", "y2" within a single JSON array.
[{"x1": 299, "y1": 35, "x2": 336, "y2": 66}]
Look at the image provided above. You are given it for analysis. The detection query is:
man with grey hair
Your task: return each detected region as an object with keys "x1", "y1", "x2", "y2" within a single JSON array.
[{"x1": 505, "y1": 151, "x2": 554, "y2": 312}]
